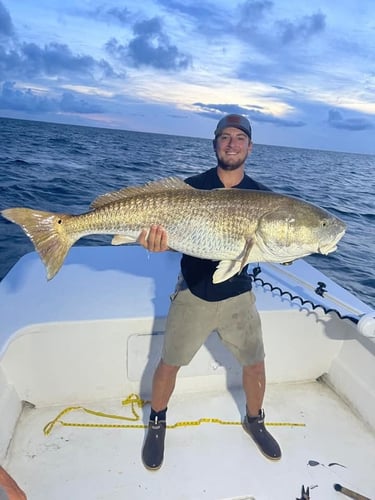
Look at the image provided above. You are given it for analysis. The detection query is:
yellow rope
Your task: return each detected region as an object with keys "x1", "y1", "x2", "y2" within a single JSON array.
[{"x1": 43, "y1": 393, "x2": 305, "y2": 436}]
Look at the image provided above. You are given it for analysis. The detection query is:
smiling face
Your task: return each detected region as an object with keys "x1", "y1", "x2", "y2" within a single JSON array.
[{"x1": 214, "y1": 127, "x2": 252, "y2": 171}]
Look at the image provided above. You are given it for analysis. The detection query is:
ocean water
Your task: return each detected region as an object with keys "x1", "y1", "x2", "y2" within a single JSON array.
[{"x1": 0, "y1": 117, "x2": 374, "y2": 309}]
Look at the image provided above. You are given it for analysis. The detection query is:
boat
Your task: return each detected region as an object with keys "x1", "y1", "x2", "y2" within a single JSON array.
[{"x1": 0, "y1": 245, "x2": 374, "y2": 499}]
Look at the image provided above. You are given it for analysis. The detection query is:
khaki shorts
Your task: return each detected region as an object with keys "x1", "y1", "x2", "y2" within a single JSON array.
[{"x1": 162, "y1": 287, "x2": 264, "y2": 367}]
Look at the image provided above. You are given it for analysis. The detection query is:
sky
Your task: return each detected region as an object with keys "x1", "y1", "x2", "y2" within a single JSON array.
[{"x1": 0, "y1": 0, "x2": 374, "y2": 154}]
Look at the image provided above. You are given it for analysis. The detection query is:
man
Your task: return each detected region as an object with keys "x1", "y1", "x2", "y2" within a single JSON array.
[{"x1": 138, "y1": 114, "x2": 281, "y2": 470}]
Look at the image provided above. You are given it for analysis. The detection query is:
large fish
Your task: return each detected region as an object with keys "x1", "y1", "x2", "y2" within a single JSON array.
[{"x1": 1, "y1": 177, "x2": 346, "y2": 281}]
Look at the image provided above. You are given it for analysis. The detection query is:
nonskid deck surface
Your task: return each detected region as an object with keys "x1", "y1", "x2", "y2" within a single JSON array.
[{"x1": 5, "y1": 381, "x2": 375, "y2": 500}]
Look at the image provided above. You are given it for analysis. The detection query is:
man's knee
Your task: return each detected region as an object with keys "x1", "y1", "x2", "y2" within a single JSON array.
[
  {"x1": 243, "y1": 360, "x2": 265, "y2": 376},
  {"x1": 157, "y1": 359, "x2": 181, "y2": 376}
]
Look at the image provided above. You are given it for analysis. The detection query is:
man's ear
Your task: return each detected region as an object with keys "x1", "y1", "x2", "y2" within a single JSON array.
[{"x1": 212, "y1": 139, "x2": 217, "y2": 151}]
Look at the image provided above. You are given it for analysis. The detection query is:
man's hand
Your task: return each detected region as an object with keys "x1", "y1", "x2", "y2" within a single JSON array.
[
  {"x1": 0, "y1": 467, "x2": 27, "y2": 500},
  {"x1": 137, "y1": 225, "x2": 169, "y2": 252}
]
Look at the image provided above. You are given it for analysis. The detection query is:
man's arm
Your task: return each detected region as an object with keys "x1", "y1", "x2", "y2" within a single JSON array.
[{"x1": 137, "y1": 225, "x2": 169, "y2": 252}]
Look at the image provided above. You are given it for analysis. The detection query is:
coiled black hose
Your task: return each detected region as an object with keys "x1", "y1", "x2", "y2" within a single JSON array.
[{"x1": 249, "y1": 265, "x2": 358, "y2": 325}]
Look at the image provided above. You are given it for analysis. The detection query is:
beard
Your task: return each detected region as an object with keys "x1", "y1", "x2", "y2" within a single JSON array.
[{"x1": 216, "y1": 152, "x2": 248, "y2": 171}]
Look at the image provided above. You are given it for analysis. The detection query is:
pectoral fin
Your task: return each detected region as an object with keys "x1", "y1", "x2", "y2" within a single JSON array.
[
  {"x1": 212, "y1": 237, "x2": 255, "y2": 284},
  {"x1": 213, "y1": 259, "x2": 241, "y2": 284},
  {"x1": 111, "y1": 234, "x2": 137, "y2": 245}
]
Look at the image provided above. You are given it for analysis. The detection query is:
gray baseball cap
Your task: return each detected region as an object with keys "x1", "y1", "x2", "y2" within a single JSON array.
[{"x1": 214, "y1": 114, "x2": 252, "y2": 139}]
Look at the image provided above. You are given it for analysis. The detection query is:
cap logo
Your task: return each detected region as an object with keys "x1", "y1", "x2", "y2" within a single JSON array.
[{"x1": 226, "y1": 115, "x2": 242, "y2": 125}]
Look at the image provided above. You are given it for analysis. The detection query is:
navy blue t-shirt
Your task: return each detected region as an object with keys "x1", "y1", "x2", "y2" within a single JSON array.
[{"x1": 180, "y1": 167, "x2": 269, "y2": 302}]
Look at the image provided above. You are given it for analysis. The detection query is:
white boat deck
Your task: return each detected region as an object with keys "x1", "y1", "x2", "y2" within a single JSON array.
[
  {"x1": 4, "y1": 380, "x2": 375, "y2": 500},
  {"x1": 1, "y1": 247, "x2": 374, "y2": 499}
]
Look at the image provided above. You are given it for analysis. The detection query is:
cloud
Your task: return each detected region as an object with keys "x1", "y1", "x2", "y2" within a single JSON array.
[
  {"x1": 106, "y1": 16, "x2": 191, "y2": 71},
  {"x1": 22, "y1": 42, "x2": 98, "y2": 75},
  {"x1": 249, "y1": 109, "x2": 305, "y2": 127},
  {"x1": 272, "y1": 84, "x2": 298, "y2": 94},
  {"x1": 276, "y1": 12, "x2": 325, "y2": 44},
  {"x1": 0, "y1": 40, "x2": 122, "y2": 81},
  {"x1": 0, "y1": 81, "x2": 103, "y2": 114},
  {"x1": 60, "y1": 92, "x2": 103, "y2": 113},
  {"x1": 154, "y1": 0, "x2": 228, "y2": 36},
  {"x1": 233, "y1": 3, "x2": 328, "y2": 89},
  {"x1": 87, "y1": 5, "x2": 132, "y2": 26},
  {"x1": 328, "y1": 109, "x2": 374, "y2": 131},
  {"x1": 0, "y1": 1, "x2": 14, "y2": 38},
  {"x1": 0, "y1": 2, "x2": 122, "y2": 82},
  {"x1": 0, "y1": 81, "x2": 55, "y2": 112},
  {"x1": 236, "y1": 1, "x2": 325, "y2": 48},
  {"x1": 194, "y1": 102, "x2": 305, "y2": 128},
  {"x1": 236, "y1": 0, "x2": 273, "y2": 32}
]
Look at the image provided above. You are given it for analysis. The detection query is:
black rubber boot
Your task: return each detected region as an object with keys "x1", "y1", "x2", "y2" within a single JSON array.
[
  {"x1": 243, "y1": 409, "x2": 281, "y2": 460},
  {"x1": 142, "y1": 417, "x2": 166, "y2": 470}
]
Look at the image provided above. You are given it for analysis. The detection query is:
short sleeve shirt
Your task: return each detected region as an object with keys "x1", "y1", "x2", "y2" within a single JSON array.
[{"x1": 181, "y1": 167, "x2": 270, "y2": 301}]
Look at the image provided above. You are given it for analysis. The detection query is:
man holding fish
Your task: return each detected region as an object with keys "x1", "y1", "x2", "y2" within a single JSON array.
[{"x1": 139, "y1": 114, "x2": 282, "y2": 470}]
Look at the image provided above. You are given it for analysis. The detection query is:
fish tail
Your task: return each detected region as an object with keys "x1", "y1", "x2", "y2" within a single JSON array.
[{"x1": 2, "y1": 208, "x2": 78, "y2": 280}]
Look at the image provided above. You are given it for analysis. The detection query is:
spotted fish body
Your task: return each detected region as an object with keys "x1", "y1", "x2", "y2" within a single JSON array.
[{"x1": 1, "y1": 177, "x2": 346, "y2": 281}]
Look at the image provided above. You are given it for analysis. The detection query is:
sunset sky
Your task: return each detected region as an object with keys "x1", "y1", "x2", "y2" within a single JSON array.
[{"x1": 1, "y1": 0, "x2": 374, "y2": 153}]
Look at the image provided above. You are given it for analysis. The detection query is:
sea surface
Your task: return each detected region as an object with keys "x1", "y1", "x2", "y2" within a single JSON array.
[{"x1": 0, "y1": 117, "x2": 374, "y2": 309}]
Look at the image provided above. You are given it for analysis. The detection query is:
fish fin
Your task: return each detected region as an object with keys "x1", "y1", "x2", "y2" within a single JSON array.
[
  {"x1": 111, "y1": 234, "x2": 137, "y2": 245},
  {"x1": 213, "y1": 260, "x2": 242, "y2": 284},
  {"x1": 213, "y1": 237, "x2": 255, "y2": 284},
  {"x1": 91, "y1": 177, "x2": 192, "y2": 209},
  {"x1": 1, "y1": 208, "x2": 77, "y2": 280}
]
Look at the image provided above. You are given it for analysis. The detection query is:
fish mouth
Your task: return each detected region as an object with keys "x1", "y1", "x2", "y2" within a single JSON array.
[
  {"x1": 319, "y1": 244, "x2": 337, "y2": 255},
  {"x1": 318, "y1": 228, "x2": 346, "y2": 255}
]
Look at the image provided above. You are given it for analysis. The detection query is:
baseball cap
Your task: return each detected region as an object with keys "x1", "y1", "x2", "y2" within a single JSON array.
[{"x1": 214, "y1": 114, "x2": 252, "y2": 140}]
